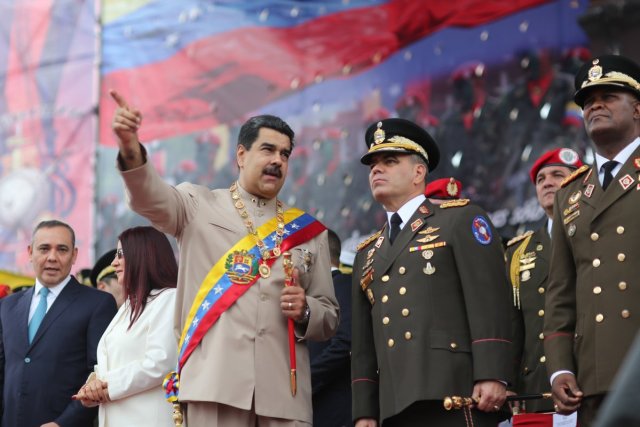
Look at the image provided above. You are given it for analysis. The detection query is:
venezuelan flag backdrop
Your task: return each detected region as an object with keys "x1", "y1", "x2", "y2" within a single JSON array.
[{"x1": 0, "y1": 0, "x2": 589, "y2": 273}]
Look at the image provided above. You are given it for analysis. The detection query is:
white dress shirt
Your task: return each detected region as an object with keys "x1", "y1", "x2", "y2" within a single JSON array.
[{"x1": 28, "y1": 276, "x2": 72, "y2": 322}]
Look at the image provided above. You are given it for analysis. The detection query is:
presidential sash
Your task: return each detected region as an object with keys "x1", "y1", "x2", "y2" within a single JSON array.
[{"x1": 163, "y1": 207, "x2": 325, "y2": 402}]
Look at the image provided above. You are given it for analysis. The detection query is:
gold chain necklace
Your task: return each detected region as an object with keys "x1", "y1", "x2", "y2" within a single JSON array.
[{"x1": 230, "y1": 182, "x2": 285, "y2": 278}]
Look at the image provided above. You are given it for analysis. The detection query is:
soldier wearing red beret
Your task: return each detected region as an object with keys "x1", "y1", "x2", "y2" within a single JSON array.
[
  {"x1": 505, "y1": 148, "x2": 582, "y2": 414},
  {"x1": 424, "y1": 177, "x2": 462, "y2": 205}
]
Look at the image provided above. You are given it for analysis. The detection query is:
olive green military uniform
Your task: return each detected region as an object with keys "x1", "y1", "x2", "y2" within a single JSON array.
[
  {"x1": 506, "y1": 227, "x2": 554, "y2": 413},
  {"x1": 544, "y1": 149, "x2": 640, "y2": 399},
  {"x1": 351, "y1": 198, "x2": 512, "y2": 425}
]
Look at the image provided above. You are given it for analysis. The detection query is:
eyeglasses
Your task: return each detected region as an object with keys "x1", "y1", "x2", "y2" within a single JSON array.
[{"x1": 116, "y1": 248, "x2": 124, "y2": 259}]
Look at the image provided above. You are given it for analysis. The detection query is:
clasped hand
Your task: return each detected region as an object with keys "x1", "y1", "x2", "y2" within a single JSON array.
[{"x1": 73, "y1": 378, "x2": 110, "y2": 407}]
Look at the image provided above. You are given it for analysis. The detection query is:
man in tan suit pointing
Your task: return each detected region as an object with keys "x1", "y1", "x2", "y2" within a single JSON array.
[{"x1": 110, "y1": 90, "x2": 339, "y2": 427}]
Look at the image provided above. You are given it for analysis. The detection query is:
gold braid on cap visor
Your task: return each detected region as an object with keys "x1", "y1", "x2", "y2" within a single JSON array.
[
  {"x1": 582, "y1": 71, "x2": 640, "y2": 90},
  {"x1": 97, "y1": 266, "x2": 116, "y2": 282},
  {"x1": 368, "y1": 135, "x2": 429, "y2": 163}
]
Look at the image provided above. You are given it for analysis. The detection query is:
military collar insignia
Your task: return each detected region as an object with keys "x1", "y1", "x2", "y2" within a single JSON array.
[
  {"x1": 619, "y1": 174, "x2": 634, "y2": 190},
  {"x1": 584, "y1": 184, "x2": 594, "y2": 198},
  {"x1": 634, "y1": 157, "x2": 640, "y2": 169},
  {"x1": 375, "y1": 235, "x2": 385, "y2": 248},
  {"x1": 419, "y1": 205, "x2": 430, "y2": 214},
  {"x1": 411, "y1": 219, "x2": 423, "y2": 231}
]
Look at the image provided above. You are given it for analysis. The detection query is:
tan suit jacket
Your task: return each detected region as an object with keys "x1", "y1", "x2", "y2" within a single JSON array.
[
  {"x1": 544, "y1": 146, "x2": 640, "y2": 396},
  {"x1": 120, "y1": 160, "x2": 339, "y2": 423}
]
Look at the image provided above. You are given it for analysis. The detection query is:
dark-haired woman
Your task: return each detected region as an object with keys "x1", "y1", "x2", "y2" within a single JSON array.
[{"x1": 74, "y1": 226, "x2": 177, "y2": 427}]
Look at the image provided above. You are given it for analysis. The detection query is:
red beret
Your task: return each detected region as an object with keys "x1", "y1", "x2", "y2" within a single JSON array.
[
  {"x1": 529, "y1": 148, "x2": 583, "y2": 183},
  {"x1": 425, "y1": 177, "x2": 462, "y2": 199}
]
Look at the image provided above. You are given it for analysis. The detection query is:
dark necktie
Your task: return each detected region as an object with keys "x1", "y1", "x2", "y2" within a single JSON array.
[
  {"x1": 389, "y1": 213, "x2": 402, "y2": 245},
  {"x1": 601, "y1": 160, "x2": 618, "y2": 190}
]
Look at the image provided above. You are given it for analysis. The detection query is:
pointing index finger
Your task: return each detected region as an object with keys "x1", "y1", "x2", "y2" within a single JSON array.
[{"x1": 109, "y1": 89, "x2": 129, "y2": 109}]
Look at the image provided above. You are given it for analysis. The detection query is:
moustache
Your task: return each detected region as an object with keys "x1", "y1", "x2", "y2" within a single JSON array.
[{"x1": 263, "y1": 165, "x2": 282, "y2": 178}]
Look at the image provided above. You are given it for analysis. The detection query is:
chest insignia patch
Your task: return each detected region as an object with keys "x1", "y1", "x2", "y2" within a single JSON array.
[{"x1": 567, "y1": 223, "x2": 577, "y2": 236}]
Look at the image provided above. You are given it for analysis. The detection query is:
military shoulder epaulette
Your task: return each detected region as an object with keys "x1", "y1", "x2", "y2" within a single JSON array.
[
  {"x1": 356, "y1": 229, "x2": 383, "y2": 251},
  {"x1": 560, "y1": 164, "x2": 590, "y2": 188},
  {"x1": 506, "y1": 230, "x2": 534, "y2": 247},
  {"x1": 439, "y1": 199, "x2": 470, "y2": 209}
]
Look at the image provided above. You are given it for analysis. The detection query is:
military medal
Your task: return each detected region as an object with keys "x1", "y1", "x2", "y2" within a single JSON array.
[
  {"x1": 423, "y1": 262, "x2": 436, "y2": 275},
  {"x1": 567, "y1": 224, "x2": 576, "y2": 237},
  {"x1": 521, "y1": 270, "x2": 531, "y2": 282},
  {"x1": 230, "y1": 182, "x2": 285, "y2": 280},
  {"x1": 568, "y1": 191, "x2": 581, "y2": 204},
  {"x1": 259, "y1": 263, "x2": 271, "y2": 278},
  {"x1": 422, "y1": 249, "x2": 434, "y2": 259}
]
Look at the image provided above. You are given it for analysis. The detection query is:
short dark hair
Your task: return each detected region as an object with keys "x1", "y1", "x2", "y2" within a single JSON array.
[
  {"x1": 327, "y1": 229, "x2": 342, "y2": 266},
  {"x1": 118, "y1": 226, "x2": 178, "y2": 329},
  {"x1": 410, "y1": 153, "x2": 429, "y2": 184},
  {"x1": 32, "y1": 220, "x2": 76, "y2": 247},
  {"x1": 238, "y1": 115, "x2": 295, "y2": 151}
]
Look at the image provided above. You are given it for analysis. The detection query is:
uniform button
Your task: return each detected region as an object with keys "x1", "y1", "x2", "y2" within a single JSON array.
[
  {"x1": 538, "y1": 287, "x2": 545, "y2": 294},
  {"x1": 593, "y1": 286, "x2": 602, "y2": 295},
  {"x1": 539, "y1": 332, "x2": 544, "y2": 340},
  {"x1": 596, "y1": 314, "x2": 604, "y2": 323},
  {"x1": 593, "y1": 259, "x2": 601, "y2": 268},
  {"x1": 24, "y1": 357, "x2": 31, "y2": 363},
  {"x1": 450, "y1": 342, "x2": 458, "y2": 349},
  {"x1": 402, "y1": 308, "x2": 410, "y2": 317},
  {"x1": 399, "y1": 287, "x2": 406, "y2": 295},
  {"x1": 398, "y1": 266, "x2": 406, "y2": 275},
  {"x1": 538, "y1": 310, "x2": 545, "y2": 317},
  {"x1": 523, "y1": 366, "x2": 529, "y2": 374},
  {"x1": 540, "y1": 355, "x2": 546, "y2": 363},
  {"x1": 382, "y1": 295, "x2": 389, "y2": 303},
  {"x1": 619, "y1": 281, "x2": 628, "y2": 291},
  {"x1": 590, "y1": 232, "x2": 599, "y2": 241},
  {"x1": 388, "y1": 339, "x2": 395, "y2": 347},
  {"x1": 381, "y1": 275, "x2": 390, "y2": 282},
  {"x1": 617, "y1": 226, "x2": 625, "y2": 234},
  {"x1": 618, "y1": 253, "x2": 626, "y2": 262},
  {"x1": 382, "y1": 316, "x2": 390, "y2": 325},
  {"x1": 404, "y1": 331, "x2": 412, "y2": 340},
  {"x1": 621, "y1": 310, "x2": 630, "y2": 319}
]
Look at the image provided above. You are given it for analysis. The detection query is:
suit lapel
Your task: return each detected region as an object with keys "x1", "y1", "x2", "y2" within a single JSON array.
[
  {"x1": 13, "y1": 287, "x2": 34, "y2": 349},
  {"x1": 592, "y1": 146, "x2": 640, "y2": 221},
  {"x1": 29, "y1": 279, "x2": 81, "y2": 348},
  {"x1": 380, "y1": 200, "x2": 434, "y2": 274}
]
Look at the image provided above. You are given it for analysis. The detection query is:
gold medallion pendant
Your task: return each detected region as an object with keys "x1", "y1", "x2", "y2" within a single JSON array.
[
  {"x1": 259, "y1": 263, "x2": 271, "y2": 278},
  {"x1": 272, "y1": 247, "x2": 281, "y2": 257}
]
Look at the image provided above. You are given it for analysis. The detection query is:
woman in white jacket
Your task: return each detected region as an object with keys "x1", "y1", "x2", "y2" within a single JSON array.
[{"x1": 74, "y1": 226, "x2": 178, "y2": 427}]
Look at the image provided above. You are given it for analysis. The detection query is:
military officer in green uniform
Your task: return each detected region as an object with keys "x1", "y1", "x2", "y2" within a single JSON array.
[
  {"x1": 544, "y1": 54, "x2": 640, "y2": 426},
  {"x1": 506, "y1": 148, "x2": 583, "y2": 413},
  {"x1": 351, "y1": 118, "x2": 512, "y2": 427}
]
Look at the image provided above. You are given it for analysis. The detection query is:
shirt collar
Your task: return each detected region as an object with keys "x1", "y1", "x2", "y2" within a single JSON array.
[
  {"x1": 386, "y1": 194, "x2": 426, "y2": 229},
  {"x1": 595, "y1": 137, "x2": 640, "y2": 172},
  {"x1": 34, "y1": 275, "x2": 72, "y2": 299}
]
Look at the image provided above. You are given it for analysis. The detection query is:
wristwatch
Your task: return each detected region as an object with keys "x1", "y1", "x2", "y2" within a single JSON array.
[{"x1": 298, "y1": 303, "x2": 311, "y2": 324}]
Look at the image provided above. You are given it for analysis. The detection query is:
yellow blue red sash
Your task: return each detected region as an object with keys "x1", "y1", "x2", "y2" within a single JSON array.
[{"x1": 163, "y1": 207, "x2": 325, "y2": 402}]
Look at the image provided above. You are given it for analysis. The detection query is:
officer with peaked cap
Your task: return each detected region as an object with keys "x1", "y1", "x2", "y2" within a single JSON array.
[
  {"x1": 91, "y1": 249, "x2": 125, "y2": 307},
  {"x1": 506, "y1": 148, "x2": 583, "y2": 414},
  {"x1": 351, "y1": 118, "x2": 512, "y2": 426},
  {"x1": 544, "y1": 54, "x2": 640, "y2": 426}
]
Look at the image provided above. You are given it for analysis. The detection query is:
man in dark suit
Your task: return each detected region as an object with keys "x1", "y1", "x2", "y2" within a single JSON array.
[
  {"x1": 544, "y1": 54, "x2": 640, "y2": 426},
  {"x1": 0, "y1": 220, "x2": 117, "y2": 427},
  {"x1": 351, "y1": 118, "x2": 512, "y2": 427},
  {"x1": 506, "y1": 148, "x2": 582, "y2": 413},
  {"x1": 309, "y1": 229, "x2": 352, "y2": 427}
]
